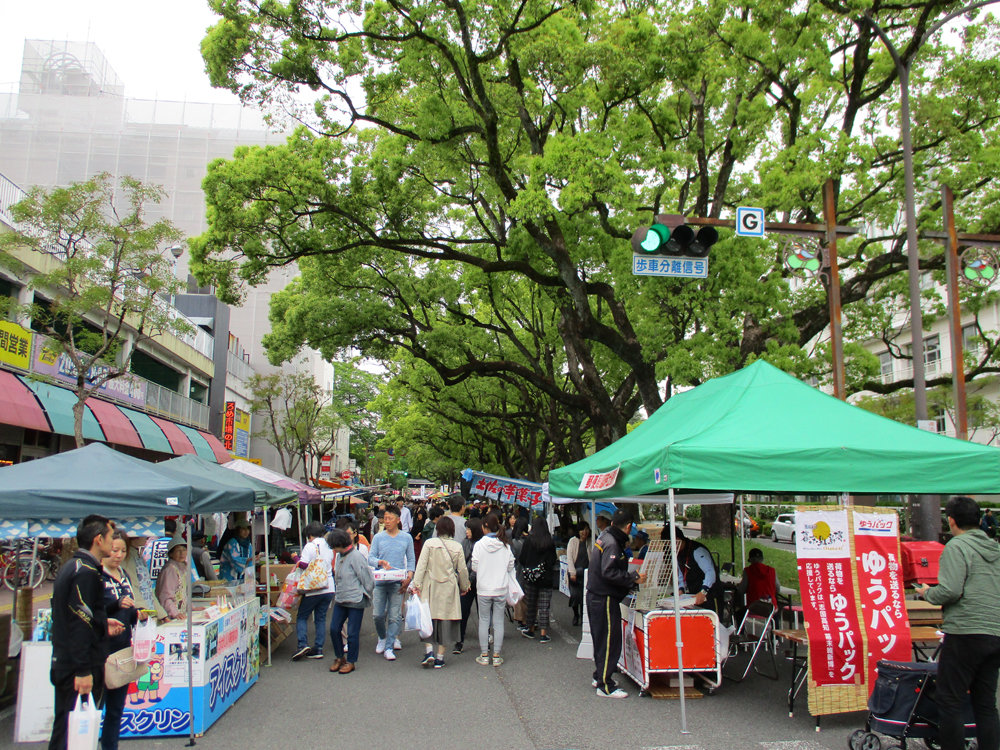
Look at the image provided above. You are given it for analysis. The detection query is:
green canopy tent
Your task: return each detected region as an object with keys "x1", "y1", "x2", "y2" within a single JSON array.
[
  {"x1": 546, "y1": 360, "x2": 1000, "y2": 728},
  {"x1": 547, "y1": 359, "x2": 1000, "y2": 498},
  {"x1": 159, "y1": 454, "x2": 298, "y2": 507}
]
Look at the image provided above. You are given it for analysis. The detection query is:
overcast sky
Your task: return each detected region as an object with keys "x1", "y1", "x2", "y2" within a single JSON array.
[{"x1": 1, "y1": 0, "x2": 240, "y2": 104}]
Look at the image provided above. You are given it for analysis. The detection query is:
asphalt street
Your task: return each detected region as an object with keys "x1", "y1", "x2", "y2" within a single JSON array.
[{"x1": 3, "y1": 598, "x2": 871, "y2": 750}]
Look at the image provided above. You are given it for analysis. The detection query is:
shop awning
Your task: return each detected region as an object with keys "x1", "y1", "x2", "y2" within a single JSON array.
[
  {"x1": 196, "y1": 430, "x2": 232, "y2": 463},
  {"x1": 175, "y1": 424, "x2": 218, "y2": 462},
  {"x1": 17, "y1": 375, "x2": 104, "y2": 441},
  {"x1": 149, "y1": 415, "x2": 196, "y2": 455},
  {"x1": 118, "y1": 406, "x2": 173, "y2": 454},
  {"x1": 0, "y1": 370, "x2": 50, "y2": 431},
  {"x1": 84, "y1": 397, "x2": 143, "y2": 449}
]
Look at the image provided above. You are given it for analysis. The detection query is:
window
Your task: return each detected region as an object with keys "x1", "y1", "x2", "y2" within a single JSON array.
[
  {"x1": 924, "y1": 335, "x2": 941, "y2": 373},
  {"x1": 962, "y1": 324, "x2": 980, "y2": 355},
  {"x1": 933, "y1": 408, "x2": 948, "y2": 435},
  {"x1": 878, "y1": 351, "x2": 894, "y2": 382}
]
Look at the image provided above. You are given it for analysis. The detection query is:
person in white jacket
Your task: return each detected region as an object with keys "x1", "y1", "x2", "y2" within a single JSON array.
[{"x1": 471, "y1": 513, "x2": 515, "y2": 666}]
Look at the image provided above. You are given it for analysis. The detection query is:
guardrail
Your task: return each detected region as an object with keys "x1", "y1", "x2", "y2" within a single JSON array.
[
  {"x1": 0, "y1": 172, "x2": 26, "y2": 228},
  {"x1": 142, "y1": 380, "x2": 209, "y2": 429}
]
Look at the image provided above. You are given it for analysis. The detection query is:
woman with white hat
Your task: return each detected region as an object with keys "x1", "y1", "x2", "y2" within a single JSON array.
[{"x1": 155, "y1": 537, "x2": 189, "y2": 622}]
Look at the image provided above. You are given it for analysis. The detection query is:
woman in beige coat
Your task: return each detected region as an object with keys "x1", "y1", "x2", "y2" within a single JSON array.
[{"x1": 410, "y1": 515, "x2": 470, "y2": 669}]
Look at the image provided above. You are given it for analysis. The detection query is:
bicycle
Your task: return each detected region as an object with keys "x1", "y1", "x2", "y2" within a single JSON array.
[{"x1": 0, "y1": 541, "x2": 50, "y2": 591}]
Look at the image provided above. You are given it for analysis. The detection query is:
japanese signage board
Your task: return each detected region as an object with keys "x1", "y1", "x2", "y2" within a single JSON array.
[
  {"x1": 796, "y1": 505, "x2": 911, "y2": 716},
  {"x1": 0, "y1": 320, "x2": 32, "y2": 369},
  {"x1": 232, "y1": 407, "x2": 250, "y2": 458},
  {"x1": 468, "y1": 472, "x2": 544, "y2": 508},
  {"x1": 632, "y1": 254, "x2": 708, "y2": 278},
  {"x1": 578, "y1": 466, "x2": 620, "y2": 493},
  {"x1": 31, "y1": 334, "x2": 147, "y2": 406},
  {"x1": 223, "y1": 402, "x2": 236, "y2": 451}
]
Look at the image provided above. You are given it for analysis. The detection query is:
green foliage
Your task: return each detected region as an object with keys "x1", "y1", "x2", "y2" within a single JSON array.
[
  {"x1": 0, "y1": 173, "x2": 185, "y2": 447},
  {"x1": 193, "y1": 0, "x2": 1000, "y2": 475}
]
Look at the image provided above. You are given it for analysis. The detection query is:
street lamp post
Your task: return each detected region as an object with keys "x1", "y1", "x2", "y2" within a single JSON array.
[{"x1": 861, "y1": 1, "x2": 998, "y2": 539}]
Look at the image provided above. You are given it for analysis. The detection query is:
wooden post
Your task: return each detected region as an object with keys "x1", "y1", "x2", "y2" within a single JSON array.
[{"x1": 823, "y1": 179, "x2": 846, "y2": 400}]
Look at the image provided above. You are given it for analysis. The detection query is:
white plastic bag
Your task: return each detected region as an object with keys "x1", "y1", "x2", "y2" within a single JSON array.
[
  {"x1": 417, "y1": 596, "x2": 433, "y2": 639},
  {"x1": 505, "y1": 572, "x2": 524, "y2": 606},
  {"x1": 403, "y1": 593, "x2": 422, "y2": 632},
  {"x1": 67, "y1": 693, "x2": 101, "y2": 750},
  {"x1": 132, "y1": 618, "x2": 156, "y2": 663}
]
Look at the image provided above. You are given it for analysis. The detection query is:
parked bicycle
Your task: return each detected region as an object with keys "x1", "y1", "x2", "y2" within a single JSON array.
[{"x1": 0, "y1": 539, "x2": 62, "y2": 591}]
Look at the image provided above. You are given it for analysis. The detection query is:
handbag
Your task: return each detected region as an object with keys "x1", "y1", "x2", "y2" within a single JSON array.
[
  {"x1": 297, "y1": 543, "x2": 329, "y2": 592},
  {"x1": 105, "y1": 645, "x2": 150, "y2": 689},
  {"x1": 277, "y1": 568, "x2": 302, "y2": 609},
  {"x1": 67, "y1": 693, "x2": 101, "y2": 750},
  {"x1": 521, "y1": 560, "x2": 548, "y2": 584}
]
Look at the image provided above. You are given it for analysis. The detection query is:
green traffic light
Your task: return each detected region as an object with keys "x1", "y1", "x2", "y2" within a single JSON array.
[{"x1": 640, "y1": 224, "x2": 671, "y2": 252}]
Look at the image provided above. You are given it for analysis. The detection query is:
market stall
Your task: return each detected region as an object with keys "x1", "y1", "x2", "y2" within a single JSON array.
[
  {"x1": 547, "y1": 360, "x2": 1000, "y2": 729},
  {"x1": 0, "y1": 444, "x2": 265, "y2": 743}
]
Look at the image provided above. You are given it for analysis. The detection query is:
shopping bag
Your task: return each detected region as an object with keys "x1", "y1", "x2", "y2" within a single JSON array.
[
  {"x1": 67, "y1": 693, "x2": 101, "y2": 750},
  {"x1": 505, "y1": 571, "x2": 524, "y2": 606},
  {"x1": 417, "y1": 596, "x2": 433, "y2": 639},
  {"x1": 131, "y1": 618, "x2": 156, "y2": 663},
  {"x1": 403, "y1": 593, "x2": 423, "y2": 632},
  {"x1": 276, "y1": 568, "x2": 301, "y2": 610},
  {"x1": 296, "y1": 544, "x2": 329, "y2": 592}
]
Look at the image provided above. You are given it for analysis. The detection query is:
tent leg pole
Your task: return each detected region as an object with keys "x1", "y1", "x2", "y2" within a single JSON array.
[
  {"x1": 740, "y1": 495, "x2": 746, "y2": 571},
  {"x1": 186, "y1": 518, "x2": 196, "y2": 747},
  {"x1": 263, "y1": 506, "x2": 272, "y2": 668},
  {"x1": 669, "y1": 488, "x2": 688, "y2": 733},
  {"x1": 296, "y1": 503, "x2": 303, "y2": 550}
]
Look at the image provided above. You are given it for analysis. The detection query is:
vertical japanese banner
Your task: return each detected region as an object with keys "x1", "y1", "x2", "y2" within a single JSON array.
[
  {"x1": 796, "y1": 507, "x2": 867, "y2": 715},
  {"x1": 852, "y1": 508, "x2": 911, "y2": 688}
]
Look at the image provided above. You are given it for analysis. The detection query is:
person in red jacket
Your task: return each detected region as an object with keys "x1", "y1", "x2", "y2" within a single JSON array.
[{"x1": 737, "y1": 547, "x2": 778, "y2": 607}]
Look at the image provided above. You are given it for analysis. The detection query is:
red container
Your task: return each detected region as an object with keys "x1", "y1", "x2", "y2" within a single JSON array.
[{"x1": 900, "y1": 541, "x2": 944, "y2": 585}]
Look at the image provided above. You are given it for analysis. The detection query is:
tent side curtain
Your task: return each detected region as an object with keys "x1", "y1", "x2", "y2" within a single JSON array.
[
  {"x1": 546, "y1": 491, "x2": 735, "y2": 506},
  {"x1": 0, "y1": 517, "x2": 164, "y2": 540},
  {"x1": 468, "y1": 471, "x2": 544, "y2": 508}
]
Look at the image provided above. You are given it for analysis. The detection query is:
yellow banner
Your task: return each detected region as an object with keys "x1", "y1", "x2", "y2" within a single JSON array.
[{"x1": 0, "y1": 320, "x2": 32, "y2": 370}]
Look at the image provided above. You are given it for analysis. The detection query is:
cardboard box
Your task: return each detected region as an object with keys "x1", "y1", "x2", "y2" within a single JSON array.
[{"x1": 259, "y1": 564, "x2": 295, "y2": 584}]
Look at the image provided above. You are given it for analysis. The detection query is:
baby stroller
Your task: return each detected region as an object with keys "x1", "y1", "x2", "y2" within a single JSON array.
[{"x1": 850, "y1": 660, "x2": 977, "y2": 750}]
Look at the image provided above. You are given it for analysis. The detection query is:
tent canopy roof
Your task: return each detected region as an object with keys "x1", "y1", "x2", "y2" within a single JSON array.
[
  {"x1": 159, "y1": 454, "x2": 298, "y2": 506},
  {"x1": 0, "y1": 443, "x2": 258, "y2": 518},
  {"x1": 221, "y1": 460, "x2": 322, "y2": 503},
  {"x1": 547, "y1": 360, "x2": 1000, "y2": 499}
]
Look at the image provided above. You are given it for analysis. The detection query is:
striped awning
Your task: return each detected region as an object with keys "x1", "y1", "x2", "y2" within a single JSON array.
[
  {"x1": 17, "y1": 375, "x2": 104, "y2": 441},
  {"x1": 0, "y1": 370, "x2": 50, "y2": 431},
  {"x1": 85, "y1": 396, "x2": 143, "y2": 449},
  {"x1": 175, "y1": 424, "x2": 218, "y2": 462},
  {"x1": 148, "y1": 415, "x2": 197, "y2": 455}
]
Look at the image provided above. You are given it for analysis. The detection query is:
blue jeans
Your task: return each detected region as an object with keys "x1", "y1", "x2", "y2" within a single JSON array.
[
  {"x1": 372, "y1": 583, "x2": 404, "y2": 643},
  {"x1": 296, "y1": 592, "x2": 333, "y2": 651},
  {"x1": 329, "y1": 604, "x2": 365, "y2": 663}
]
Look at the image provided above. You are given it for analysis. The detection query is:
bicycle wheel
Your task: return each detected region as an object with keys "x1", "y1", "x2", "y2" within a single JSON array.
[{"x1": 3, "y1": 557, "x2": 45, "y2": 590}]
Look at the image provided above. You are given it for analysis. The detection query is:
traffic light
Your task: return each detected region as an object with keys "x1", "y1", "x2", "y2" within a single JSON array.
[{"x1": 631, "y1": 214, "x2": 719, "y2": 258}]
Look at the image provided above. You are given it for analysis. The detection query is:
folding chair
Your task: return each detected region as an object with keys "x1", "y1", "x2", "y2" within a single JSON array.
[{"x1": 724, "y1": 599, "x2": 779, "y2": 682}]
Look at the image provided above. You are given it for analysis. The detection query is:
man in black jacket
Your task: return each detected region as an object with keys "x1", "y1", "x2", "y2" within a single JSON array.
[
  {"x1": 587, "y1": 509, "x2": 646, "y2": 698},
  {"x1": 48, "y1": 515, "x2": 123, "y2": 750}
]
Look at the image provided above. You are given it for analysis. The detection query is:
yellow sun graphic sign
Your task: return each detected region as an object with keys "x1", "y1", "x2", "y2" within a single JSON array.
[{"x1": 811, "y1": 521, "x2": 832, "y2": 542}]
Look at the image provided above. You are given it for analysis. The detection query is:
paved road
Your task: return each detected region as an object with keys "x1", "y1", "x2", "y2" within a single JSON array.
[{"x1": 3, "y1": 597, "x2": 866, "y2": 750}]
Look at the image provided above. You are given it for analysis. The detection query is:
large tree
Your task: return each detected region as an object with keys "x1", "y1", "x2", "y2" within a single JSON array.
[
  {"x1": 1, "y1": 174, "x2": 187, "y2": 447},
  {"x1": 193, "y1": 0, "x2": 1000, "y2": 475}
]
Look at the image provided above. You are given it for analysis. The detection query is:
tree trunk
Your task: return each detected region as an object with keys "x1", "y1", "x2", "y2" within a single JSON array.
[
  {"x1": 72, "y1": 396, "x2": 87, "y2": 449},
  {"x1": 700, "y1": 504, "x2": 732, "y2": 538}
]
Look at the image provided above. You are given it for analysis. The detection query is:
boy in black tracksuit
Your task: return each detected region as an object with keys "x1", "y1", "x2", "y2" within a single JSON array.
[{"x1": 586, "y1": 509, "x2": 646, "y2": 698}]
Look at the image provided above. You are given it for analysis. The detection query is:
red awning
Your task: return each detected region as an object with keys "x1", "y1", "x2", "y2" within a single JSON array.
[
  {"x1": 148, "y1": 415, "x2": 196, "y2": 455},
  {"x1": 0, "y1": 369, "x2": 50, "y2": 431},
  {"x1": 197, "y1": 430, "x2": 232, "y2": 463},
  {"x1": 85, "y1": 397, "x2": 143, "y2": 449}
]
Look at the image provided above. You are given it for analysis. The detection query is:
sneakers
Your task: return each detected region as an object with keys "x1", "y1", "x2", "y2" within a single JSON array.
[
  {"x1": 421, "y1": 652, "x2": 436, "y2": 668},
  {"x1": 491, "y1": 655, "x2": 503, "y2": 666},
  {"x1": 538, "y1": 634, "x2": 551, "y2": 644},
  {"x1": 384, "y1": 648, "x2": 396, "y2": 661},
  {"x1": 521, "y1": 629, "x2": 535, "y2": 639},
  {"x1": 375, "y1": 638, "x2": 387, "y2": 654},
  {"x1": 476, "y1": 653, "x2": 490, "y2": 666},
  {"x1": 596, "y1": 687, "x2": 629, "y2": 699},
  {"x1": 307, "y1": 650, "x2": 324, "y2": 659},
  {"x1": 452, "y1": 641, "x2": 464, "y2": 654},
  {"x1": 433, "y1": 657, "x2": 445, "y2": 669},
  {"x1": 292, "y1": 646, "x2": 313, "y2": 661},
  {"x1": 393, "y1": 639, "x2": 402, "y2": 650},
  {"x1": 591, "y1": 679, "x2": 598, "y2": 688}
]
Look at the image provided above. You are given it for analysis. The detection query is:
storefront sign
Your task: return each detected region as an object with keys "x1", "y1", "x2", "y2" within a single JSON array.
[
  {"x1": 469, "y1": 473, "x2": 544, "y2": 507},
  {"x1": 223, "y1": 402, "x2": 236, "y2": 451},
  {"x1": 796, "y1": 509, "x2": 865, "y2": 687},
  {"x1": 853, "y1": 510, "x2": 911, "y2": 685},
  {"x1": 31, "y1": 335, "x2": 147, "y2": 406},
  {"x1": 233, "y1": 407, "x2": 250, "y2": 458},
  {"x1": 0, "y1": 320, "x2": 32, "y2": 369}
]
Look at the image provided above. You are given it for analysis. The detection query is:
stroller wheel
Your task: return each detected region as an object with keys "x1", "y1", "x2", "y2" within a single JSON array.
[
  {"x1": 849, "y1": 730, "x2": 867, "y2": 750},
  {"x1": 925, "y1": 740, "x2": 941, "y2": 750},
  {"x1": 860, "y1": 733, "x2": 881, "y2": 750}
]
